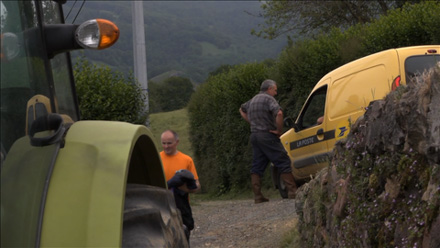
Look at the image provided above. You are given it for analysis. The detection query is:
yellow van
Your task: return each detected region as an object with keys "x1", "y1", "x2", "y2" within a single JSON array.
[{"x1": 274, "y1": 45, "x2": 440, "y2": 197}]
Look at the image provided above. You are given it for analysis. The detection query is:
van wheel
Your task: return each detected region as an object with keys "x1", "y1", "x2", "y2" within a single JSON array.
[
  {"x1": 272, "y1": 166, "x2": 288, "y2": 199},
  {"x1": 122, "y1": 184, "x2": 188, "y2": 248}
]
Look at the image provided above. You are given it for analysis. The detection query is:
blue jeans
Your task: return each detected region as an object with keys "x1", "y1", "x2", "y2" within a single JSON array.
[{"x1": 250, "y1": 132, "x2": 292, "y2": 176}]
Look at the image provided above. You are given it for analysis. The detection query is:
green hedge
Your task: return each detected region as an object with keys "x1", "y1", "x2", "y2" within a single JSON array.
[
  {"x1": 149, "y1": 76, "x2": 194, "y2": 113},
  {"x1": 74, "y1": 58, "x2": 147, "y2": 124}
]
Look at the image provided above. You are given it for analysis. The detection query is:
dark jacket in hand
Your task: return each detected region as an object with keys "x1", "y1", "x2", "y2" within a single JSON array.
[{"x1": 167, "y1": 169, "x2": 197, "y2": 195}]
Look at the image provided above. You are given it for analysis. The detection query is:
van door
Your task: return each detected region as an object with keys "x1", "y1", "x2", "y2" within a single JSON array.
[{"x1": 281, "y1": 85, "x2": 331, "y2": 180}]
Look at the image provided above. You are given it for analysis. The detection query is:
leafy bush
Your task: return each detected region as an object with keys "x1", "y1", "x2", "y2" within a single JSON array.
[
  {"x1": 149, "y1": 76, "x2": 194, "y2": 113},
  {"x1": 74, "y1": 57, "x2": 147, "y2": 124},
  {"x1": 361, "y1": 1, "x2": 440, "y2": 53}
]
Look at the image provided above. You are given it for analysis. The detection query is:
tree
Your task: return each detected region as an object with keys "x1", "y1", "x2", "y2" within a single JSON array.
[
  {"x1": 251, "y1": 0, "x2": 422, "y2": 39},
  {"x1": 209, "y1": 64, "x2": 234, "y2": 77},
  {"x1": 73, "y1": 57, "x2": 147, "y2": 124},
  {"x1": 148, "y1": 81, "x2": 162, "y2": 113},
  {"x1": 148, "y1": 76, "x2": 194, "y2": 113}
]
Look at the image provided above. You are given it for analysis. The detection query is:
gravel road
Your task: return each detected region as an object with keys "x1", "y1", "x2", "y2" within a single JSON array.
[{"x1": 189, "y1": 198, "x2": 298, "y2": 248}]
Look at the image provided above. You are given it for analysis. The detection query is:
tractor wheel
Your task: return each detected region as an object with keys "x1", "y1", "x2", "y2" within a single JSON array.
[{"x1": 122, "y1": 184, "x2": 188, "y2": 248}]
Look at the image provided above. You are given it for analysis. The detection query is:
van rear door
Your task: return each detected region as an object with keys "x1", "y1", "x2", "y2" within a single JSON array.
[{"x1": 398, "y1": 46, "x2": 440, "y2": 83}]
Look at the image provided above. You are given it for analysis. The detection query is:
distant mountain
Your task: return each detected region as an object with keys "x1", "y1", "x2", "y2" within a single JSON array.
[{"x1": 63, "y1": 1, "x2": 287, "y2": 84}]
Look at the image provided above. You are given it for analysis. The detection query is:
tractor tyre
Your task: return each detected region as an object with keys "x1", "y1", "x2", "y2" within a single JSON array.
[{"x1": 122, "y1": 184, "x2": 188, "y2": 248}]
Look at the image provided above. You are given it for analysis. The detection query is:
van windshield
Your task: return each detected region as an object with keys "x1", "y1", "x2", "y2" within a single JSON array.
[{"x1": 405, "y1": 55, "x2": 440, "y2": 81}]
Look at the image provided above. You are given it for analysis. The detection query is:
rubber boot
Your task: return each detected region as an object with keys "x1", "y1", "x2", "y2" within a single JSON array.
[
  {"x1": 280, "y1": 173, "x2": 298, "y2": 199},
  {"x1": 251, "y1": 174, "x2": 269, "y2": 204}
]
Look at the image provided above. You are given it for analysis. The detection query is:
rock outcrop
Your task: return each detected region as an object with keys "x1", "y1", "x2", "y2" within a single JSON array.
[{"x1": 295, "y1": 64, "x2": 440, "y2": 247}]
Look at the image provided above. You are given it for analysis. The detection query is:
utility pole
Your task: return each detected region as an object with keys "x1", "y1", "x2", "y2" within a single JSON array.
[{"x1": 132, "y1": 1, "x2": 149, "y2": 126}]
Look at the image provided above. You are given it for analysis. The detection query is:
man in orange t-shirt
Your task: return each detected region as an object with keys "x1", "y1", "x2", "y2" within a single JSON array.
[{"x1": 160, "y1": 129, "x2": 200, "y2": 241}]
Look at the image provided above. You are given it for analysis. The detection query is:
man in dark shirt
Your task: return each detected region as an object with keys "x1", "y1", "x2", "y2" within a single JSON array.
[{"x1": 239, "y1": 79, "x2": 297, "y2": 203}]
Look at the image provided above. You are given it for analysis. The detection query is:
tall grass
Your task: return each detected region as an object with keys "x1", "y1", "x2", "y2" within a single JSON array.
[{"x1": 149, "y1": 108, "x2": 193, "y2": 158}]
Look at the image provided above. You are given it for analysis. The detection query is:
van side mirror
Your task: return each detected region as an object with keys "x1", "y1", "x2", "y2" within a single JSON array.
[
  {"x1": 293, "y1": 124, "x2": 300, "y2": 132},
  {"x1": 284, "y1": 117, "x2": 300, "y2": 132}
]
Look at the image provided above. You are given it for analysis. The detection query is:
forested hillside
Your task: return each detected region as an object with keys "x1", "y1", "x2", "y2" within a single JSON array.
[{"x1": 63, "y1": 1, "x2": 287, "y2": 84}]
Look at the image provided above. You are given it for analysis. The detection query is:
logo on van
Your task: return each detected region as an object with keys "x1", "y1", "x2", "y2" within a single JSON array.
[
  {"x1": 335, "y1": 120, "x2": 351, "y2": 141},
  {"x1": 338, "y1": 126, "x2": 348, "y2": 137},
  {"x1": 290, "y1": 130, "x2": 335, "y2": 150},
  {"x1": 296, "y1": 137, "x2": 315, "y2": 148}
]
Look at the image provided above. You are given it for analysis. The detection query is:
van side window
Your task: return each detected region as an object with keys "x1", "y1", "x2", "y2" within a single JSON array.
[
  {"x1": 298, "y1": 86, "x2": 327, "y2": 130},
  {"x1": 405, "y1": 55, "x2": 440, "y2": 81}
]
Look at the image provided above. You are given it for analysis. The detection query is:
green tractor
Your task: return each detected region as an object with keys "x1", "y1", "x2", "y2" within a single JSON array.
[{"x1": 1, "y1": 0, "x2": 188, "y2": 247}]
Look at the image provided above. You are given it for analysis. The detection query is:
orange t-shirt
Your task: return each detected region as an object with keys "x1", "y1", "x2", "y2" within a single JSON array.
[{"x1": 160, "y1": 151, "x2": 199, "y2": 181}]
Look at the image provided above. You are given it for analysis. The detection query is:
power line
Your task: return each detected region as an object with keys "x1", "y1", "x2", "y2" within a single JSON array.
[
  {"x1": 72, "y1": 0, "x2": 86, "y2": 24},
  {"x1": 65, "y1": 0, "x2": 77, "y2": 20}
]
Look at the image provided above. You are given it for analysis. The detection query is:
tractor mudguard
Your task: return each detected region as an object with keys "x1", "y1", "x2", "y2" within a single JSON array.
[{"x1": 39, "y1": 120, "x2": 165, "y2": 247}]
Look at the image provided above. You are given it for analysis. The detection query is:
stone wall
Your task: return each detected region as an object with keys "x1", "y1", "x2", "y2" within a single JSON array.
[{"x1": 294, "y1": 64, "x2": 440, "y2": 247}]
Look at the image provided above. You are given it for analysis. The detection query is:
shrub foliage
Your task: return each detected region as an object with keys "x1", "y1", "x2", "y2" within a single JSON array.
[
  {"x1": 149, "y1": 76, "x2": 194, "y2": 113},
  {"x1": 74, "y1": 57, "x2": 147, "y2": 124}
]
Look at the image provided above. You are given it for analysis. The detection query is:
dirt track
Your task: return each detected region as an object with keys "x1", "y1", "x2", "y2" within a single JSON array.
[{"x1": 190, "y1": 198, "x2": 298, "y2": 248}]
